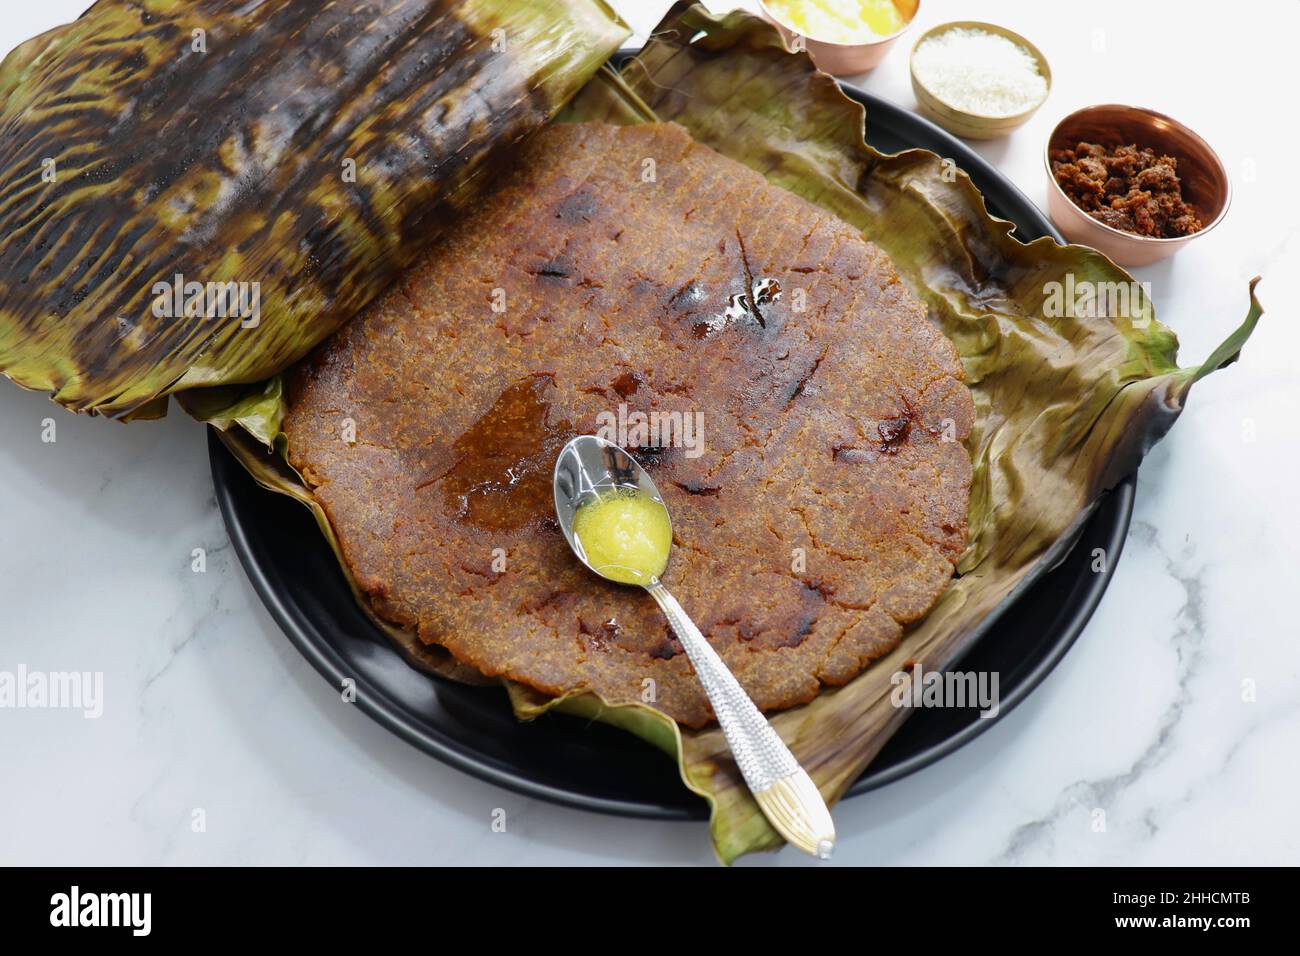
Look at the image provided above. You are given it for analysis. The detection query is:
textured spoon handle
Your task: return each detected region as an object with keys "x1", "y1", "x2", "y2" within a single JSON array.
[{"x1": 646, "y1": 581, "x2": 835, "y2": 858}]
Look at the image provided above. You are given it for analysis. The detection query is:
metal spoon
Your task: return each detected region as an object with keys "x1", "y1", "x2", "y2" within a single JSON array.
[{"x1": 553, "y1": 435, "x2": 835, "y2": 859}]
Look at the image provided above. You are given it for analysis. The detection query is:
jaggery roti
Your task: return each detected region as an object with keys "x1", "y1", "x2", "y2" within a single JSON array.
[{"x1": 283, "y1": 121, "x2": 973, "y2": 728}]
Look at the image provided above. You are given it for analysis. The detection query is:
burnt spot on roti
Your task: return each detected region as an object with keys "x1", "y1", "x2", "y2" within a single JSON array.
[
  {"x1": 610, "y1": 369, "x2": 641, "y2": 398},
  {"x1": 531, "y1": 260, "x2": 572, "y2": 281},
  {"x1": 555, "y1": 188, "x2": 600, "y2": 224},
  {"x1": 649, "y1": 634, "x2": 684, "y2": 660},
  {"x1": 672, "y1": 479, "x2": 721, "y2": 496},
  {"x1": 877, "y1": 415, "x2": 911, "y2": 452},
  {"x1": 632, "y1": 445, "x2": 671, "y2": 470}
]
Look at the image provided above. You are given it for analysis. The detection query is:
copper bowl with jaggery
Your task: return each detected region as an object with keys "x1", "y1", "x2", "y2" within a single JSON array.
[{"x1": 1044, "y1": 104, "x2": 1231, "y2": 267}]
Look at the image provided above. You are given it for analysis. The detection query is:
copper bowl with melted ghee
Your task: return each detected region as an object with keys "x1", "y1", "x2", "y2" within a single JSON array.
[
  {"x1": 1045, "y1": 104, "x2": 1231, "y2": 267},
  {"x1": 758, "y1": 0, "x2": 920, "y2": 75}
]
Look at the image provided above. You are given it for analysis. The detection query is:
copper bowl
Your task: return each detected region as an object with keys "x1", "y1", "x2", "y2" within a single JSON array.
[
  {"x1": 758, "y1": 0, "x2": 919, "y2": 75},
  {"x1": 1045, "y1": 105, "x2": 1231, "y2": 267}
]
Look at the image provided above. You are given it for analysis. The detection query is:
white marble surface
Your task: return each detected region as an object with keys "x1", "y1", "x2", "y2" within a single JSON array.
[{"x1": 1, "y1": 0, "x2": 1297, "y2": 866}]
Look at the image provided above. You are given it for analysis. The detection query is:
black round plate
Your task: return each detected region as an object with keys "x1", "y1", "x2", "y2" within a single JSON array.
[{"x1": 210, "y1": 83, "x2": 1136, "y2": 820}]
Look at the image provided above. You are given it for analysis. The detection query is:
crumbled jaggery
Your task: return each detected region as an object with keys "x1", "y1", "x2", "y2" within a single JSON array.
[{"x1": 1051, "y1": 141, "x2": 1203, "y2": 238}]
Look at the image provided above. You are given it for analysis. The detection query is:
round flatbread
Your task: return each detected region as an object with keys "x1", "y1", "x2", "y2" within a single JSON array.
[{"x1": 284, "y1": 122, "x2": 973, "y2": 728}]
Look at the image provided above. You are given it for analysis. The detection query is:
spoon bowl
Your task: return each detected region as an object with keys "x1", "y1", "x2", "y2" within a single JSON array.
[{"x1": 553, "y1": 435, "x2": 669, "y2": 583}]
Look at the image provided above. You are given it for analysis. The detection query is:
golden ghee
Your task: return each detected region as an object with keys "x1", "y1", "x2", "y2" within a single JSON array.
[
  {"x1": 766, "y1": 0, "x2": 906, "y2": 44},
  {"x1": 572, "y1": 487, "x2": 671, "y2": 586}
]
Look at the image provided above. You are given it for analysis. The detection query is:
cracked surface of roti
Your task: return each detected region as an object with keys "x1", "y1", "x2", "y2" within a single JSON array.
[{"x1": 283, "y1": 121, "x2": 973, "y2": 728}]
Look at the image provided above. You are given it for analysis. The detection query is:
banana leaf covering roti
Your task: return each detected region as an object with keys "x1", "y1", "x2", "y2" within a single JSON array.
[{"x1": 282, "y1": 121, "x2": 973, "y2": 728}]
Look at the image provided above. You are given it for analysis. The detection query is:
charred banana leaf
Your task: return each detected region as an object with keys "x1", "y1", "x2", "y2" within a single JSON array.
[{"x1": 0, "y1": 0, "x2": 628, "y2": 418}]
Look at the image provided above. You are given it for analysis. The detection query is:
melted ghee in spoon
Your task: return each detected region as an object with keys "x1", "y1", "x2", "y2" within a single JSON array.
[{"x1": 572, "y1": 487, "x2": 671, "y2": 585}]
